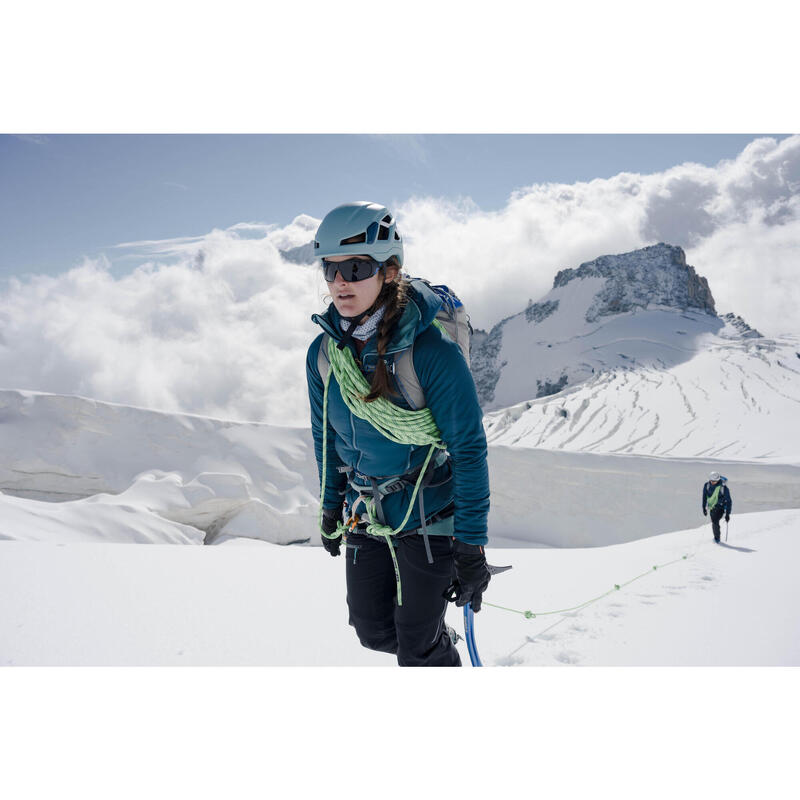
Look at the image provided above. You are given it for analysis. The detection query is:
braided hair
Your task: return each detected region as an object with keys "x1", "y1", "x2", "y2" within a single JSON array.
[{"x1": 364, "y1": 258, "x2": 409, "y2": 403}]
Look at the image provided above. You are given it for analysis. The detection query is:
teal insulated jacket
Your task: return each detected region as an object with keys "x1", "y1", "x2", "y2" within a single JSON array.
[{"x1": 306, "y1": 279, "x2": 490, "y2": 545}]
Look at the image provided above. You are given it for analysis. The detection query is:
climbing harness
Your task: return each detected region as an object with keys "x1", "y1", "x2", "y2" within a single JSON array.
[{"x1": 343, "y1": 462, "x2": 455, "y2": 561}]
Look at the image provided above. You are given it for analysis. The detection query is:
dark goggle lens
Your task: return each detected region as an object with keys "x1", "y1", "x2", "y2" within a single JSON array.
[{"x1": 322, "y1": 258, "x2": 381, "y2": 282}]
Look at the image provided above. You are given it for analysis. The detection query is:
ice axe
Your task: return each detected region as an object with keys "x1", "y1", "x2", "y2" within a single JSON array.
[{"x1": 461, "y1": 562, "x2": 512, "y2": 667}]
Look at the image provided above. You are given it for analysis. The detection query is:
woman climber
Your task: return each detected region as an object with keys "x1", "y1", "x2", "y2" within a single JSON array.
[{"x1": 306, "y1": 201, "x2": 491, "y2": 667}]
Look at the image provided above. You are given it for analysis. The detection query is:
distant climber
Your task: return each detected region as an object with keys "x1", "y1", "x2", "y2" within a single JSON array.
[{"x1": 702, "y1": 471, "x2": 732, "y2": 543}]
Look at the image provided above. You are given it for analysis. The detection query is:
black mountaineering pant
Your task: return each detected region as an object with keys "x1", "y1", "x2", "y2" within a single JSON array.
[
  {"x1": 345, "y1": 532, "x2": 461, "y2": 667},
  {"x1": 710, "y1": 507, "x2": 725, "y2": 542}
]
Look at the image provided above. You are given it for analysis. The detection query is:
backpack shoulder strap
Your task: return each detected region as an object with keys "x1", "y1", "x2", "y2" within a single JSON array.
[
  {"x1": 393, "y1": 321, "x2": 456, "y2": 411},
  {"x1": 320, "y1": 329, "x2": 426, "y2": 410},
  {"x1": 317, "y1": 333, "x2": 331, "y2": 384},
  {"x1": 394, "y1": 344, "x2": 425, "y2": 410}
]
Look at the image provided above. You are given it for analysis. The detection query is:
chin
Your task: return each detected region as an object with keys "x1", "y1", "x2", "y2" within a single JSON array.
[{"x1": 336, "y1": 301, "x2": 368, "y2": 317}]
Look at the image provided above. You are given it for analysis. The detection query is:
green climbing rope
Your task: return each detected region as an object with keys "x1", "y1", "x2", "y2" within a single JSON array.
[
  {"x1": 326, "y1": 337, "x2": 445, "y2": 447},
  {"x1": 483, "y1": 553, "x2": 695, "y2": 619},
  {"x1": 317, "y1": 337, "x2": 448, "y2": 605}
]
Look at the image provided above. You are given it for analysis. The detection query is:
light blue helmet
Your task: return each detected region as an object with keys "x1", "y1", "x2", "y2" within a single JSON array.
[{"x1": 314, "y1": 201, "x2": 404, "y2": 267}]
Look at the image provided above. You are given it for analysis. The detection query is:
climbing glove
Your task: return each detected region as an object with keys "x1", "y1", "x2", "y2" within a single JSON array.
[
  {"x1": 320, "y1": 507, "x2": 343, "y2": 557},
  {"x1": 449, "y1": 540, "x2": 491, "y2": 612},
  {"x1": 725, "y1": 513, "x2": 730, "y2": 522}
]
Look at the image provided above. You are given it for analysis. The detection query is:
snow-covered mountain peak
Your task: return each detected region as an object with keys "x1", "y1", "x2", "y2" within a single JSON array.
[
  {"x1": 471, "y1": 243, "x2": 726, "y2": 410},
  {"x1": 551, "y1": 243, "x2": 716, "y2": 322},
  {"x1": 468, "y1": 241, "x2": 800, "y2": 462}
]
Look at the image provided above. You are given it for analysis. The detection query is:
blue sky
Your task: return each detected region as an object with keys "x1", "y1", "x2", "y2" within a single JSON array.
[{"x1": 0, "y1": 134, "x2": 787, "y2": 280}]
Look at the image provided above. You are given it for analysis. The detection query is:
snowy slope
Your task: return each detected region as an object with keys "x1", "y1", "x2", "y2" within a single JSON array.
[
  {"x1": 484, "y1": 324, "x2": 800, "y2": 461},
  {"x1": 470, "y1": 243, "x2": 800, "y2": 462},
  {"x1": 472, "y1": 243, "x2": 719, "y2": 411},
  {"x1": 0, "y1": 389, "x2": 320, "y2": 545},
  {"x1": 2, "y1": 509, "x2": 797, "y2": 666},
  {"x1": 4, "y1": 389, "x2": 800, "y2": 550},
  {"x1": 0, "y1": 480, "x2": 205, "y2": 544}
]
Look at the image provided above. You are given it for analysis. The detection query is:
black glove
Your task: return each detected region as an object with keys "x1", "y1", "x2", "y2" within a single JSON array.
[
  {"x1": 320, "y1": 507, "x2": 342, "y2": 557},
  {"x1": 725, "y1": 513, "x2": 730, "y2": 522},
  {"x1": 703, "y1": 508, "x2": 707, "y2": 516},
  {"x1": 448, "y1": 540, "x2": 491, "y2": 612}
]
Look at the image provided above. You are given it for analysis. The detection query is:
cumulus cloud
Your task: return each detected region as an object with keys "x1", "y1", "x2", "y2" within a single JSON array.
[
  {"x1": 0, "y1": 135, "x2": 798, "y2": 425},
  {"x1": 397, "y1": 135, "x2": 800, "y2": 334},
  {"x1": 0, "y1": 230, "x2": 332, "y2": 425}
]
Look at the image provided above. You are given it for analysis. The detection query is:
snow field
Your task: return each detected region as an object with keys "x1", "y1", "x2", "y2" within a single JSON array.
[
  {"x1": 480, "y1": 509, "x2": 800, "y2": 666},
  {"x1": 2, "y1": 509, "x2": 797, "y2": 666}
]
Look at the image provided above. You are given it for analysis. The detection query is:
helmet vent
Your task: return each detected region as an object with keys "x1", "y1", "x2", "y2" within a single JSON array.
[
  {"x1": 378, "y1": 214, "x2": 393, "y2": 240},
  {"x1": 340, "y1": 233, "x2": 366, "y2": 245},
  {"x1": 394, "y1": 231, "x2": 400, "y2": 240}
]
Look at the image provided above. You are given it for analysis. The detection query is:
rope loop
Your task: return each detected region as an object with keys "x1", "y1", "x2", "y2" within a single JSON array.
[{"x1": 327, "y1": 338, "x2": 445, "y2": 447}]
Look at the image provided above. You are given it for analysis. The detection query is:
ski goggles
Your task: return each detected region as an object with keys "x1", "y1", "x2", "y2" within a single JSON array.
[{"x1": 322, "y1": 257, "x2": 383, "y2": 283}]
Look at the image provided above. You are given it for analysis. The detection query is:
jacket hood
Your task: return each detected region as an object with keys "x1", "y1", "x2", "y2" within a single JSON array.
[{"x1": 311, "y1": 277, "x2": 442, "y2": 356}]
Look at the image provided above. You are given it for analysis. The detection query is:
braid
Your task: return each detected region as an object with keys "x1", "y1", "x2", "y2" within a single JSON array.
[{"x1": 364, "y1": 272, "x2": 409, "y2": 402}]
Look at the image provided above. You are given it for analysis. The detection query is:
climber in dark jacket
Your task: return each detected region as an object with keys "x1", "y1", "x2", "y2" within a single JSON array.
[
  {"x1": 306, "y1": 201, "x2": 491, "y2": 667},
  {"x1": 702, "y1": 471, "x2": 732, "y2": 543}
]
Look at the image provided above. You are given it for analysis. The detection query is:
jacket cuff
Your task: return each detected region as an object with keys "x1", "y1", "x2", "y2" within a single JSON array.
[{"x1": 453, "y1": 539, "x2": 486, "y2": 555}]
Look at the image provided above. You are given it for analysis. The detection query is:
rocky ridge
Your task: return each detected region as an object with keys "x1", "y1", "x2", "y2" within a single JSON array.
[
  {"x1": 470, "y1": 243, "x2": 754, "y2": 407},
  {"x1": 553, "y1": 243, "x2": 716, "y2": 322}
]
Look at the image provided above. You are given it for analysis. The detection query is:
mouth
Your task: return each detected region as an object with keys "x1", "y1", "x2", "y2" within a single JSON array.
[{"x1": 336, "y1": 293, "x2": 355, "y2": 300}]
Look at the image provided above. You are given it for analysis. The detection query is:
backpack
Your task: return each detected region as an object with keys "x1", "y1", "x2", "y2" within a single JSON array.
[
  {"x1": 317, "y1": 278, "x2": 471, "y2": 410},
  {"x1": 706, "y1": 477, "x2": 729, "y2": 511}
]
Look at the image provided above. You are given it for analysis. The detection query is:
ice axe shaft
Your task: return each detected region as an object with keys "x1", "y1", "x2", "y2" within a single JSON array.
[
  {"x1": 463, "y1": 563, "x2": 512, "y2": 667},
  {"x1": 464, "y1": 603, "x2": 482, "y2": 666}
]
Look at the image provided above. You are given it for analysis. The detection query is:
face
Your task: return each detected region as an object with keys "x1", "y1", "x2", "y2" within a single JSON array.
[{"x1": 325, "y1": 255, "x2": 399, "y2": 318}]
